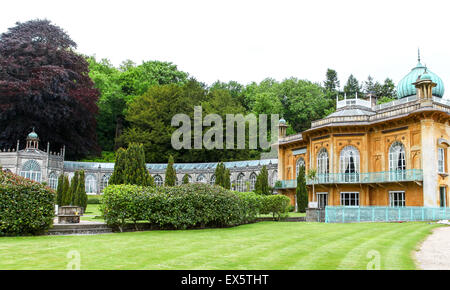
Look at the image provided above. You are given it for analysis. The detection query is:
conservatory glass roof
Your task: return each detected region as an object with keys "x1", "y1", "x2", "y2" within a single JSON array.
[{"x1": 64, "y1": 158, "x2": 278, "y2": 171}]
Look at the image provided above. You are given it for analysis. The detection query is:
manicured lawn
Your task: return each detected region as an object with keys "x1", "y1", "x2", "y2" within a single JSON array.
[
  {"x1": 0, "y1": 222, "x2": 439, "y2": 270},
  {"x1": 81, "y1": 204, "x2": 103, "y2": 222}
]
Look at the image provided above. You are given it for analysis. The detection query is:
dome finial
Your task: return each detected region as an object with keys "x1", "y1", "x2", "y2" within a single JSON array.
[{"x1": 418, "y1": 48, "x2": 421, "y2": 63}]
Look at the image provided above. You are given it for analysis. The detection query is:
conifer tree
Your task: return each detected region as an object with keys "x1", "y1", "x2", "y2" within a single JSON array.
[
  {"x1": 214, "y1": 162, "x2": 225, "y2": 187},
  {"x1": 56, "y1": 174, "x2": 64, "y2": 206},
  {"x1": 182, "y1": 174, "x2": 190, "y2": 184},
  {"x1": 165, "y1": 155, "x2": 177, "y2": 186},
  {"x1": 76, "y1": 170, "x2": 87, "y2": 212},
  {"x1": 224, "y1": 168, "x2": 231, "y2": 190},
  {"x1": 61, "y1": 175, "x2": 70, "y2": 205},
  {"x1": 124, "y1": 143, "x2": 153, "y2": 186},
  {"x1": 255, "y1": 165, "x2": 270, "y2": 195},
  {"x1": 109, "y1": 147, "x2": 126, "y2": 185},
  {"x1": 69, "y1": 171, "x2": 79, "y2": 205},
  {"x1": 296, "y1": 165, "x2": 308, "y2": 213}
]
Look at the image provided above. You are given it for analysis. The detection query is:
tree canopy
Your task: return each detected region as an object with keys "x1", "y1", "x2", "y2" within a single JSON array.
[{"x1": 0, "y1": 19, "x2": 100, "y2": 159}]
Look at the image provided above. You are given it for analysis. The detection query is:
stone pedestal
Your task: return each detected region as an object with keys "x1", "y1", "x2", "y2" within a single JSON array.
[{"x1": 57, "y1": 206, "x2": 82, "y2": 224}]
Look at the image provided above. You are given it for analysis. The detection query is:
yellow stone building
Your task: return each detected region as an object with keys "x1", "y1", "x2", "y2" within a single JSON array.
[{"x1": 276, "y1": 57, "x2": 449, "y2": 211}]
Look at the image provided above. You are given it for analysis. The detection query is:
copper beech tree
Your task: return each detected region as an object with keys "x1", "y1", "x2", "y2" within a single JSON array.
[{"x1": 0, "y1": 19, "x2": 100, "y2": 159}]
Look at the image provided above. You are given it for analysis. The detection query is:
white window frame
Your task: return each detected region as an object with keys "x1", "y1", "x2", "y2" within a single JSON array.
[
  {"x1": 154, "y1": 175, "x2": 163, "y2": 187},
  {"x1": 85, "y1": 175, "x2": 97, "y2": 194},
  {"x1": 317, "y1": 148, "x2": 329, "y2": 183},
  {"x1": 20, "y1": 160, "x2": 42, "y2": 183},
  {"x1": 296, "y1": 157, "x2": 305, "y2": 177},
  {"x1": 438, "y1": 147, "x2": 445, "y2": 173},
  {"x1": 48, "y1": 172, "x2": 58, "y2": 190},
  {"x1": 340, "y1": 192, "x2": 359, "y2": 207},
  {"x1": 389, "y1": 191, "x2": 406, "y2": 207},
  {"x1": 236, "y1": 173, "x2": 245, "y2": 192},
  {"x1": 339, "y1": 145, "x2": 360, "y2": 182},
  {"x1": 249, "y1": 173, "x2": 257, "y2": 191}
]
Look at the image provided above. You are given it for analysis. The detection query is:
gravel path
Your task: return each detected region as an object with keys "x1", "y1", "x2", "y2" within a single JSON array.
[{"x1": 415, "y1": 226, "x2": 450, "y2": 270}]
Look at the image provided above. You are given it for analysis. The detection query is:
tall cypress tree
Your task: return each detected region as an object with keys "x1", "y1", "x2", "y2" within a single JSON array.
[
  {"x1": 165, "y1": 155, "x2": 177, "y2": 186},
  {"x1": 56, "y1": 174, "x2": 64, "y2": 206},
  {"x1": 214, "y1": 162, "x2": 225, "y2": 187},
  {"x1": 224, "y1": 168, "x2": 231, "y2": 190},
  {"x1": 69, "y1": 171, "x2": 79, "y2": 205},
  {"x1": 296, "y1": 165, "x2": 308, "y2": 213},
  {"x1": 61, "y1": 175, "x2": 70, "y2": 206},
  {"x1": 109, "y1": 147, "x2": 126, "y2": 185},
  {"x1": 124, "y1": 143, "x2": 153, "y2": 186},
  {"x1": 77, "y1": 170, "x2": 87, "y2": 212},
  {"x1": 255, "y1": 165, "x2": 270, "y2": 195}
]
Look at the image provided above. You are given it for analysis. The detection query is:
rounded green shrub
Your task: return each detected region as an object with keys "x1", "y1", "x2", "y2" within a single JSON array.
[
  {"x1": 260, "y1": 194, "x2": 291, "y2": 220},
  {"x1": 0, "y1": 171, "x2": 55, "y2": 236},
  {"x1": 102, "y1": 184, "x2": 263, "y2": 231}
]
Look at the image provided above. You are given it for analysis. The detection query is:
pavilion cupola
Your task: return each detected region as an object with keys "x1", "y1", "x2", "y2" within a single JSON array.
[{"x1": 26, "y1": 128, "x2": 39, "y2": 149}]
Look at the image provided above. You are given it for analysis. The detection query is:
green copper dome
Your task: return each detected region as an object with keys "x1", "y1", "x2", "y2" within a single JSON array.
[
  {"x1": 397, "y1": 62, "x2": 445, "y2": 99},
  {"x1": 27, "y1": 129, "x2": 38, "y2": 139}
]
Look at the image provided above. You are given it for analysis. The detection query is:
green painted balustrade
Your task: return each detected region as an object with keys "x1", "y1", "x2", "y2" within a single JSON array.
[{"x1": 275, "y1": 169, "x2": 423, "y2": 189}]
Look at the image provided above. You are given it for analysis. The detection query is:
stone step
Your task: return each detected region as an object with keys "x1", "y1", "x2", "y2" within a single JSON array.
[
  {"x1": 47, "y1": 227, "x2": 112, "y2": 236},
  {"x1": 47, "y1": 222, "x2": 113, "y2": 235},
  {"x1": 51, "y1": 223, "x2": 109, "y2": 230}
]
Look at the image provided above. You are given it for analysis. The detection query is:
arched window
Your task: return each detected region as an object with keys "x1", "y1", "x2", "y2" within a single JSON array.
[
  {"x1": 154, "y1": 175, "x2": 163, "y2": 186},
  {"x1": 100, "y1": 174, "x2": 111, "y2": 192},
  {"x1": 317, "y1": 148, "x2": 329, "y2": 182},
  {"x1": 249, "y1": 173, "x2": 257, "y2": 191},
  {"x1": 197, "y1": 174, "x2": 206, "y2": 183},
  {"x1": 296, "y1": 157, "x2": 305, "y2": 177},
  {"x1": 210, "y1": 175, "x2": 216, "y2": 185},
  {"x1": 271, "y1": 170, "x2": 278, "y2": 187},
  {"x1": 236, "y1": 173, "x2": 245, "y2": 192},
  {"x1": 389, "y1": 141, "x2": 406, "y2": 180},
  {"x1": 20, "y1": 160, "x2": 41, "y2": 182},
  {"x1": 339, "y1": 146, "x2": 360, "y2": 182},
  {"x1": 85, "y1": 174, "x2": 97, "y2": 194},
  {"x1": 48, "y1": 172, "x2": 58, "y2": 190}
]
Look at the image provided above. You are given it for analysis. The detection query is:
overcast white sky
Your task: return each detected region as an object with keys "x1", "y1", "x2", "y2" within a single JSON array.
[{"x1": 1, "y1": 0, "x2": 450, "y2": 95}]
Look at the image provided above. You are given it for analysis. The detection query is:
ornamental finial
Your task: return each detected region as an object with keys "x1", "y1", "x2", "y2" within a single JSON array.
[{"x1": 418, "y1": 48, "x2": 421, "y2": 63}]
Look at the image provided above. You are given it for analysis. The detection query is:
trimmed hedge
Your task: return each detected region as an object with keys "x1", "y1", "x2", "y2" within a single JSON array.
[
  {"x1": 101, "y1": 184, "x2": 291, "y2": 231},
  {"x1": 260, "y1": 194, "x2": 291, "y2": 220},
  {"x1": 0, "y1": 171, "x2": 55, "y2": 236}
]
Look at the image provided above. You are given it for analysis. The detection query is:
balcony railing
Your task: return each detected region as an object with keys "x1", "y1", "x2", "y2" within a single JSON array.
[{"x1": 274, "y1": 169, "x2": 423, "y2": 189}]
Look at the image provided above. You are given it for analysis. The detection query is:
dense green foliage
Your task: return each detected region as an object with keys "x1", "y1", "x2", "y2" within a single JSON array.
[
  {"x1": 0, "y1": 170, "x2": 55, "y2": 236},
  {"x1": 69, "y1": 171, "x2": 79, "y2": 205},
  {"x1": 182, "y1": 174, "x2": 190, "y2": 184},
  {"x1": 57, "y1": 171, "x2": 87, "y2": 210},
  {"x1": 87, "y1": 57, "x2": 189, "y2": 151},
  {"x1": 109, "y1": 148, "x2": 126, "y2": 185},
  {"x1": 76, "y1": 171, "x2": 87, "y2": 211},
  {"x1": 254, "y1": 165, "x2": 270, "y2": 195},
  {"x1": 214, "y1": 162, "x2": 231, "y2": 189},
  {"x1": 259, "y1": 195, "x2": 291, "y2": 220},
  {"x1": 101, "y1": 184, "x2": 290, "y2": 231},
  {"x1": 56, "y1": 174, "x2": 64, "y2": 206},
  {"x1": 164, "y1": 155, "x2": 177, "y2": 186},
  {"x1": 61, "y1": 175, "x2": 70, "y2": 206},
  {"x1": 109, "y1": 144, "x2": 154, "y2": 186},
  {"x1": 296, "y1": 165, "x2": 308, "y2": 213}
]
